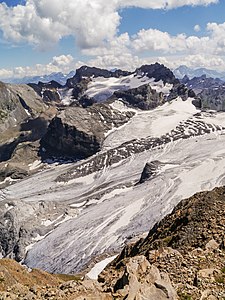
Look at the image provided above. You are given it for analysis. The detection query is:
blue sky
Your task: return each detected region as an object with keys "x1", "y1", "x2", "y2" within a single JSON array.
[{"x1": 0, "y1": 0, "x2": 224, "y2": 78}]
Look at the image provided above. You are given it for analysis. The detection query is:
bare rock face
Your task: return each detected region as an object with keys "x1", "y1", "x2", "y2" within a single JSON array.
[
  {"x1": 167, "y1": 83, "x2": 196, "y2": 102},
  {"x1": 199, "y1": 87, "x2": 225, "y2": 111},
  {"x1": 135, "y1": 63, "x2": 178, "y2": 85},
  {"x1": 0, "y1": 82, "x2": 52, "y2": 182},
  {"x1": 28, "y1": 81, "x2": 62, "y2": 103},
  {"x1": 66, "y1": 65, "x2": 132, "y2": 88},
  {"x1": 114, "y1": 84, "x2": 165, "y2": 110},
  {"x1": 41, "y1": 103, "x2": 134, "y2": 159},
  {"x1": 0, "y1": 197, "x2": 74, "y2": 262},
  {"x1": 139, "y1": 161, "x2": 161, "y2": 184}
]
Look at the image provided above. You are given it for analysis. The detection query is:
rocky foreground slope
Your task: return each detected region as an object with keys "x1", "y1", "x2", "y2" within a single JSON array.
[{"x1": 0, "y1": 186, "x2": 224, "y2": 299}]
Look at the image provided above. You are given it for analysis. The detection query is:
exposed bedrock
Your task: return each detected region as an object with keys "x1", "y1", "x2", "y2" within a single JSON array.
[
  {"x1": 66, "y1": 65, "x2": 132, "y2": 88},
  {"x1": 114, "y1": 84, "x2": 165, "y2": 110},
  {"x1": 40, "y1": 103, "x2": 135, "y2": 159}
]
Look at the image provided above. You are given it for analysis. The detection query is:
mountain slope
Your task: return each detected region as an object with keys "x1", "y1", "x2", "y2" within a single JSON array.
[
  {"x1": 1, "y1": 98, "x2": 225, "y2": 275},
  {"x1": 1, "y1": 63, "x2": 225, "y2": 285},
  {"x1": 103, "y1": 186, "x2": 225, "y2": 299},
  {"x1": 1, "y1": 186, "x2": 225, "y2": 299}
]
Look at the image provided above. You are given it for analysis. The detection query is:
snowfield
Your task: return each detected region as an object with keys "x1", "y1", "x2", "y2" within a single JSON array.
[
  {"x1": 57, "y1": 73, "x2": 174, "y2": 105},
  {"x1": 85, "y1": 74, "x2": 173, "y2": 102},
  {"x1": 2, "y1": 98, "x2": 225, "y2": 274},
  {"x1": 104, "y1": 97, "x2": 199, "y2": 149}
]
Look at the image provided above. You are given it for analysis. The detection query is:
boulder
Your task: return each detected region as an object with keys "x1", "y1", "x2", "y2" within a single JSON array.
[{"x1": 102, "y1": 255, "x2": 177, "y2": 300}]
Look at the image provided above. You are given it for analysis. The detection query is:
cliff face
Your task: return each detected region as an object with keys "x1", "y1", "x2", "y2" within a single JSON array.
[
  {"x1": 114, "y1": 84, "x2": 165, "y2": 110},
  {"x1": 40, "y1": 103, "x2": 134, "y2": 159},
  {"x1": 0, "y1": 82, "x2": 47, "y2": 132},
  {"x1": 0, "y1": 82, "x2": 55, "y2": 184}
]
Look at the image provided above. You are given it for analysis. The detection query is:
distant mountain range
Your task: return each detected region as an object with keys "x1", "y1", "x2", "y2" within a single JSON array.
[
  {"x1": 3, "y1": 70, "x2": 76, "y2": 85},
  {"x1": 174, "y1": 65, "x2": 225, "y2": 80},
  {"x1": 3, "y1": 64, "x2": 225, "y2": 86}
]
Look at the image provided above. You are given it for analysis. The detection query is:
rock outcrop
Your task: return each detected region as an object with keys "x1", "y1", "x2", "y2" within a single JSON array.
[
  {"x1": 40, "y1": 103, "x2": 134, "y2": 159},
  {"x1": 0, "y1": 256, "x2": 177, "y2": 300},
  {"x1": 0, "y1": 82, "x2": 54, "y2": 182},
  {"x1": 138, "y1": 161, "x2": 161, "y2": 184},
  {"x1": 199, "y1": 87, "x2": 225, "y2": 111},
  {"x1": 0, "y1": 82, "x2": 46, "y2": 132},
  {"x1": 114, "y1": 84, "x2": 165, "y2": 110},
  {"x1": 100, "y1": 255, "x2": 177, "y2": 300},
  {"x1": 66, "y1": 65, "x2": 132, "y2": 88},
  {"x1": 110, "y1": 186, "x2": 225, "y2": 299},
  {"x1": 167, "y1": 83, "x2": 196, "y2": 101},
  {"x1": 135, "y1": 63, "x2": 178, "y2": 85}
]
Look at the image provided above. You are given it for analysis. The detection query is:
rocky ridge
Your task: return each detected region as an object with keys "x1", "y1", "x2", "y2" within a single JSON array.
[
  {"x1": 0, "y1": 81, "x2": 55, "y2": 184},
  {"x1": 0, "y1": 256, "x2": 176, "y2": 300},
  {"x1": 105, "y1": 186, "x2": 225, "y2": 299},
  {"x1": 174, "y1": 65, "x2": 225, "y2": 81}
]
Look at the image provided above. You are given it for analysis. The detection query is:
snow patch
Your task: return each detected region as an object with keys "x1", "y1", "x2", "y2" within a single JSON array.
[
  {"x1": 103, "y1": 97, "x2": 199, "y2": 149},
  {"x1": 28, "y1": 160, "x2": 42, "y2": 171},
  {"x1": 86, "y1": 255, "x2": 118, "y2": 280}
]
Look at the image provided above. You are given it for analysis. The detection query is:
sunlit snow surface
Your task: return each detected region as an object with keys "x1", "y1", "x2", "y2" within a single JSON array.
[
  {"x1": 2, "y1": 99, "x2": 225, "y2": 274},
  {"x1": 85, "y1": 75, "x2": 173, "y2": 102},
  {"x1": 86, "y1": 255, "x2": 118, "y2": 280},
  {"x1": 57, "y1": 74, "x2": 173, "y2": 105}
]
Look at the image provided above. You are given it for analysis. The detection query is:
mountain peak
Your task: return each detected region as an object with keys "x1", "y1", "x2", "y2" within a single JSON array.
[{"x1": 174, "y1": 65, "x2": 225, "y2": 80}]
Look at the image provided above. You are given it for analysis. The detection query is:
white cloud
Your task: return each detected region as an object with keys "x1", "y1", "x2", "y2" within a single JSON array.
[
  {"x1": 0, "y1": 0, "x2": 218, "y2": 50},
  {"x1": 0, "y1": 0, "x2": 223, "y2": 76},
  {"x1": 194, "y1": 24, "x2": 201, "y2": 32},
  {"x1": 130, "y1": 22, "x2": 225, "y2": 56},
  {"x1": 51, "y1": 55, "x2": 74, "y2": 67},
  {"x1": 0, "y1": 54, "x2": 76, "y2": 79},
  {"x1": 118, "y1": 0, "x2": 218, "y2": 9}
]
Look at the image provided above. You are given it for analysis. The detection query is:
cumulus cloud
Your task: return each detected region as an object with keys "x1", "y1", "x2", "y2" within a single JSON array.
[
  {"x1": 0, "y1": 54, "x2": 75, "y2": 79},
  {"x1": 0, "y1": 0, "x2": 120, "y2": 49},
  {"x1": 194, "y1": 24, "x2": 201, "y2": 32},
  {"x1": 0, "y1": 0, "x2": 218, "y2": 49},
  {"x1": 118, "y1": 0, "x2": 218, "y2": 9},
  {"x1": 130, "y1": 22, "x2": 225, "y2": 56},
  {"x1": 0, "y1": 0, "x2": 223, "y2": 76}
]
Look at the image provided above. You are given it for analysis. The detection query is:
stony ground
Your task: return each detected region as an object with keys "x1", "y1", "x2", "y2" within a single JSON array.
[{"x1": 0, "y1": 187, "x2": 225, "y2": 299}]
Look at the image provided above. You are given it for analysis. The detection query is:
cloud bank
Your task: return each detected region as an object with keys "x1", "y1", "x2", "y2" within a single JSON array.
[
  {"x1": 0, "y1": 0, "x2": 223, "y2": 78},
  {"x1": 0, "y1": 0, "x2": 218, "y2": 49}
]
